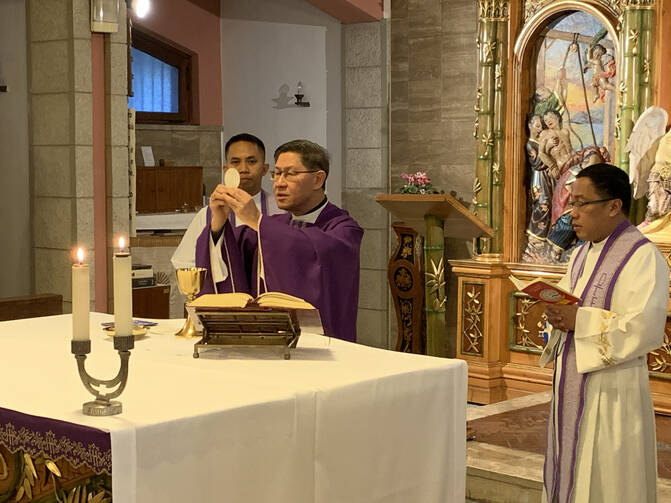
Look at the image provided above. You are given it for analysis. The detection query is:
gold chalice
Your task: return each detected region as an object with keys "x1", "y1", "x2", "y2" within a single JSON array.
[{"x1": 175, "y1": 267, "x2": 207, "y2": 337}]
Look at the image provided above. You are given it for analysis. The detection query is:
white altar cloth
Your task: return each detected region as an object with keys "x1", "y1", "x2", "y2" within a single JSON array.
[{"x1": 0, "y1": 313, "x2": 467, "y2": 502}]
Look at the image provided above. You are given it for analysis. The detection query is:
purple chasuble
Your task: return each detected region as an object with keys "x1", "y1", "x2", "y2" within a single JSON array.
[
  {"x1": 194, "y1": 207, "x2": 250, "y2": 295},
  {"x1": 195, "y1": 192, "x2": 270, "y2": 295},
  {"x1": 543, "y1": 221, "x2": 649, "y2": 503},
  {"x1": 197, "y1": 202, "x2": 363, "y2": 342}
]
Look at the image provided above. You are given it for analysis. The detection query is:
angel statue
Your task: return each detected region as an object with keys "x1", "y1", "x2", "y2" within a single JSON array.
[
  {"x1": 626, "y1": 106, "x2": 671, "y2": 229},
  {"x1": 582, "y1": 29, "x2": 616, "y2": 103}
]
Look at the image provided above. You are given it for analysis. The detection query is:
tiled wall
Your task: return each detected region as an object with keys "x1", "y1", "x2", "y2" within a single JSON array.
[
  {"x1": 388, "y1": 0, "x2": 479, "y2": 349},
  {"x1": 28, "y1": 0, "x2": 96, "y2": 312},
  {"x1": 28, "y1": 0, "x2": 131, "y2": 313},
  {"x1": 390, "y1": 0, "x2": 478, "y2": 199},
  {"x1": 342, "y1": 21, "x2": 391, "y2": 349},
  {"x1": 343, "y1": 2, "x2": 480, "y2": 350}
]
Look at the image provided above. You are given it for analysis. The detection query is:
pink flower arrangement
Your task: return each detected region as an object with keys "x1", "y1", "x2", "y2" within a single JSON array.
[{"x1": 397, "y1": 171, "x2": 439, "y2": 194}]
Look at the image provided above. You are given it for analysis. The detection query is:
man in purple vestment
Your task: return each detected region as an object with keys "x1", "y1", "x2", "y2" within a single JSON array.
[{"x1": 197, "y1": 139, "x2": 363, "y2": 342}]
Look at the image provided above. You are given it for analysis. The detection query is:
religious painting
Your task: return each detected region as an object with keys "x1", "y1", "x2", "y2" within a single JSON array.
[{"x1": 521, "y1": 11, "x2": 616, "y2": 264}]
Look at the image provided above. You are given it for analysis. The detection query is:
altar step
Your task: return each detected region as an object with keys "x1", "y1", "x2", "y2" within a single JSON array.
[
  {"x1": 466, "y1": 392, "x2": 671, "y2": 502},
  {"x1": 466, "y1": 443, "x2": 671, "y2": 502}
]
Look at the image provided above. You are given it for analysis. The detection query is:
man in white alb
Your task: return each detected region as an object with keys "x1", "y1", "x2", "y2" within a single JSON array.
[
  {"x1": 171, "y1": 133, "x2": 282, "y2": 270},
  {"x1": 541, "y1": 163, "x2": 669, "y2": 503}
]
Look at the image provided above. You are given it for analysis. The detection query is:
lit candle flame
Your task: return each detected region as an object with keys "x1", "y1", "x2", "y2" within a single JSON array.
[
  {"x1": 118, "y1": 236, "x2": 126, "y2": 250},
  {"x1": 76, "y1": 247, "x2": 85, "y2": 264}
]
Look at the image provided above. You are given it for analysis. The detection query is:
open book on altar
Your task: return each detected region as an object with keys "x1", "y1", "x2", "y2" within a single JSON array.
[
  {"x1": 189, "y1": 292, "x2": 316, "y2": 310},
  {"x1": 187, "y1": 293, "x2": 322, "y2": 358},
  {"x1": 509, "y1": 275, "x2": 579, "y2": 305}
]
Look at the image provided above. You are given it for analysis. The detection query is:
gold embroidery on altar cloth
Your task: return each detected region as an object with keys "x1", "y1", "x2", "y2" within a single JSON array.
[{"x1": 0, "y1": 422, "x2": 111, "y2": 475}]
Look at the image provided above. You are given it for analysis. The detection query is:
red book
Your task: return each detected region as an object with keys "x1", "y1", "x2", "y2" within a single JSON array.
[{"x1": 509, "y1": 275, "x2": 579, "y2": 305}]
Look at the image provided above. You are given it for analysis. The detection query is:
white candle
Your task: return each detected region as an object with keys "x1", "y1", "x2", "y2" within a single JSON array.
[
  {"x1": 72, "y1": 247, "x2": 90, "y2": 341},
  {"x1": 113, "y1": 237, "x2": 133, "y2": 336}
]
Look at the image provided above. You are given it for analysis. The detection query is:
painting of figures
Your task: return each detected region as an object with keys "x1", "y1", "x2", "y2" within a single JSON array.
[{"x1": 522, "y1": 11, "x2": 617, "y2": 264}]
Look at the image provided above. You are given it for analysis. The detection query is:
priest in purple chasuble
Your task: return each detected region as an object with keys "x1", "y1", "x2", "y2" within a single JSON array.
[
  {"x1": 540, "y1": 164, "x2": 669, "y2": 503},
  {"x1": 171, "y1": 133, "x2": 282, "y2": 270},
  {"x1": 195, "y1": 139, "x2": 364, "y2": 343}
]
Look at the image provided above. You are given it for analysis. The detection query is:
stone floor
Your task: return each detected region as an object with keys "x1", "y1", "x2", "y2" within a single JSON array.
[{"x1": 465, "y1": 392, "x2": 671, "y2": 502}]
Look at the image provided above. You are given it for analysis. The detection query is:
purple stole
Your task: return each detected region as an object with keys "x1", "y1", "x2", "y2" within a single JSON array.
[
  {"x1": 543, "y1": 221, "x2": 649, "y2": 503},
  {"x1": 196, "y1": 191, "x2": 269, "y2": 295}
]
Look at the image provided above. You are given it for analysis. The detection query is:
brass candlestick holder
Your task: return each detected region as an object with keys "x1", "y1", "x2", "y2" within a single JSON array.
[
  {"x1": 175, "y1": 267, "x2": 207, "y2": 337},
  {"x1": 71, "y1": 336, "x2": 134, "y2": 416}
]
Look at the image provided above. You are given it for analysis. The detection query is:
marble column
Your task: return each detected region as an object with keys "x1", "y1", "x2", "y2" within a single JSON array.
[
  {"x1": 28, "y1": 0, "x2": 129, "y2": 313},
  {"x1": 390, "y1": 0, "x2": 479, "y2": 353},
  {"x1": 343, "y1": 21, "x2": 391, "y2": 348},
  {"x1": 28, "y1": 0, "x2": 94, "y2": 313}
]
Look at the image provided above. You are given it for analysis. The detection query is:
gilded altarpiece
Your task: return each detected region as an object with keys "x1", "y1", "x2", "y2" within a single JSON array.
[
  {"x1": 461, "y1": 283, "x2": 486, "y2": 357},
  {"x1": 452, "y1": 0, "x2": 671, "y2": 411}
]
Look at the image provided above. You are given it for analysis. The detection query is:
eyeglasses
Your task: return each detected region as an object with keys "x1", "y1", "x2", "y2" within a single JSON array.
[
  {"x1": 567, "y1": 198, "x2": 615, "y2": 210},
  {"x1": 270, "y1": 169, "x2": 319, "y2": 181}
]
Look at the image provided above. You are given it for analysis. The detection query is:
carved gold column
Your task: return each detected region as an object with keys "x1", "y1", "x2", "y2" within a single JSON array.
[
  {"x1": 616, "y1": 0, "x2": 656, "y2": 222},
  {"x1": 474, "y1": 0, "x2": 508, "y2": 252}
]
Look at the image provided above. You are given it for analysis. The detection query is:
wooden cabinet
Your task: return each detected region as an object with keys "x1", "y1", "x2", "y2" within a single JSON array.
[
  {"x1": 0, "y1": 294, "x2": 62, "y2": 321},
  {"x1": 132, "y1": 284, "x2": 170, "y2": 319},
  {"x1": 136, "y1": 166, "x2": 202, "y2": 213}
]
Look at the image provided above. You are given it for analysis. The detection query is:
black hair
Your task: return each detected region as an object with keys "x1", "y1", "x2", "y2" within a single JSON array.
[
  {"x1": 576, "y1": 163, "x2": 631, "y2": 214},
  {"x1": 273, "y1": 139, "x2": 329, "y2": 188},
  {"x1": 225, "y1": 133, "x2": 265, "y2": 160},
  {"x1": 542, "y1": 109, "x2": 563, "y2": 129}
]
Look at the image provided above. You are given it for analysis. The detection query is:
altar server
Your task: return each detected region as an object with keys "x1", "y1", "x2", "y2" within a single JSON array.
[
  {"x1": 541, "y1": 163, "x2": 669, "y2": 503},
  {"x1": 197, "y1": 139, "x2": 363, "y2": 342},
  {"x1": 171, "y1": 133, "x2": 282, "y2": 269}
]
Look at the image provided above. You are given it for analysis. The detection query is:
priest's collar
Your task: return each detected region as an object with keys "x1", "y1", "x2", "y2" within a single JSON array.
[
  {"x1": 292, "y1": 197, "x2": 328, "y2": 225},
  {"x1": 589, "y1": 238, "x2": 606, "y2": 251},
  {"x1": 589, "y1": 225, "x2": 621, "y2": 249}
]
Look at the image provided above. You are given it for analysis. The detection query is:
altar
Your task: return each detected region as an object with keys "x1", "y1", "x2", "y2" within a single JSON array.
[{"x1": 0, "y1": 313, "x2": 467, "y2": 503}]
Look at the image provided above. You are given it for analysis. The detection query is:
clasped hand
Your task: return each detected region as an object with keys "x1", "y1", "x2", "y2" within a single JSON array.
[
  {"x1": 544, "y1": 303, "x2": 578, "y2": 332},
  {"x1": 209, "y1": 185, "x2": 261, "y2": 232}
]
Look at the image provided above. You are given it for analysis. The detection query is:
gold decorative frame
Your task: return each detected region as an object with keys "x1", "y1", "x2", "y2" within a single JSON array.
[
  {"x1": 461, "y1": 282, "x2": 486, "y2": 357},
  {"x1": 505, "y1": 0, "x2": 621, "y2": 261}
]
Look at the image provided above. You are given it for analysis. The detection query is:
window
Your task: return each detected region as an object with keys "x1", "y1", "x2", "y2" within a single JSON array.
[
  {"x1": 129, "y1": 26, "x2": 197, "y2": 124},
  {"x1": 129, "y1": 47, "x2": 179, "y2": 113}
]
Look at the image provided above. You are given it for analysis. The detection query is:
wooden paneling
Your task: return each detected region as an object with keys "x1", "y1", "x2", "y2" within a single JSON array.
[
  {"x1": 0, "y1": 294, "x2": 62, "y2": 321},
  {"x1": 132, "y1": 284, "x2": 170, "y2": 319},
  {"x1": 137, "y1": 165, "x2": 202, "y2": 213},
  {"x1": 135, "y1": 167, "x2": 156, "y2": 213}
]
